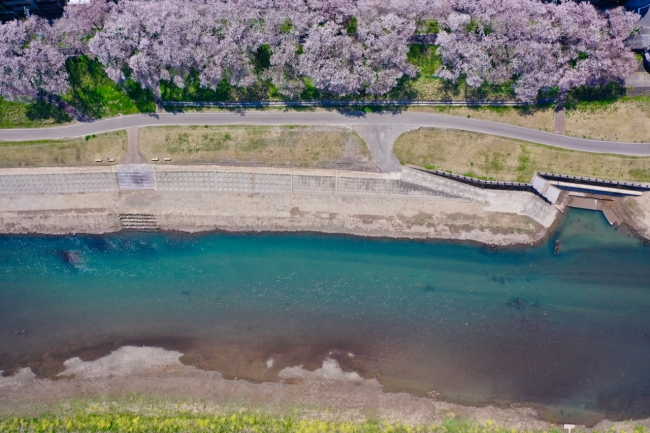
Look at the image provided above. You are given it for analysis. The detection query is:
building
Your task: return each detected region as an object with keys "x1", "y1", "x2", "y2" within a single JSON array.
[
  {"x1": 0, "y1": 0, "x2": 66, "y2": 22},
  {"x1": 625, "y1": 1, "x2": 650, "y2": 51}
]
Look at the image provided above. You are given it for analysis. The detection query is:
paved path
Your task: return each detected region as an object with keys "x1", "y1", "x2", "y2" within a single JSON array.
[
  {"x1": 553, "y1": 108, "x2": 565, "y2": 136},
  {"x1": 2, "y1": 112, "x2": 649, "y2": 172},
  {"x1": 121, "y1": 128, "x2": 147, "y2": 164}
]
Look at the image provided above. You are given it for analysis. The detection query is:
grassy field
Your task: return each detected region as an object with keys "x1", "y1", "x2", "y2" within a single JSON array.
[
  {"x1": 393, "y1": 128, "x2": 650, "y2": 183},
  {"x1": 0, "y1": 131, "x2": 127, "y2": 168},
  {"x1": 0, "y1": 97, "x2": 72, "y2": 129},
  {"x1": 138, "y1": 125, "x2": 376, "y2": 170}
]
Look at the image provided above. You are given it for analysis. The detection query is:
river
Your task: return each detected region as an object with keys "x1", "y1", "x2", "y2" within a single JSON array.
[{"x1": 1, "y1": 208, "x2": 649, "y2": 424}]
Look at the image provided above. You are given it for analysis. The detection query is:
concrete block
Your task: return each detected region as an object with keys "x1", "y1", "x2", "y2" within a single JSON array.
[
  {"x1": 0, "y1": 173, "x2": 118, "y2": 194},
  {"x1": 292, "y1": 175, "x2": 336, "y2": 195},
  {"x1": 156, "y1": 171, "x2": 215, "y2": 191},
  {"x1": 215, "y1": 172, "x2": 254, "y2": 193},
  {"x1": 253, "y1": 173, "x2": 292, "y2": 194}
]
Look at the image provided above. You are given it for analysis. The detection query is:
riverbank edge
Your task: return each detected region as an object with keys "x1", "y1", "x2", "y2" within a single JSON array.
[
  {"x1": 0, "y1": 163, "x2": 564, "y2": 246},
  {"x1": 0, "y1": 190, "x2": 556, "y2": 247},
  {"x1": 1, "y1": 346, "x2": 649, "y2": 431}
]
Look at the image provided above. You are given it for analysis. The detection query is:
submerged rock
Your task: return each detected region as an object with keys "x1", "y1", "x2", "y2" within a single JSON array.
[
  {"x1": 57, "y1": 250, "x2": 82, "y2": 265},
  {"x1": 506, "y1": 297, "x2": 540, "y2": 311}
]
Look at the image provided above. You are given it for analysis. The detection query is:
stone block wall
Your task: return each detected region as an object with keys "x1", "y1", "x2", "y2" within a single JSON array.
[
  {"x1": 0, "y1": 166, "x2": 459, "y2": 202},
  {"x1": 292, "y1": 175, "x2": 336, "y2": 195},
  {"x1": 156, "y1": 171, "x2": 215, "y2": 191},
  {"x1": 0, "y1": 172, "x2": 118, "y2": 194}
]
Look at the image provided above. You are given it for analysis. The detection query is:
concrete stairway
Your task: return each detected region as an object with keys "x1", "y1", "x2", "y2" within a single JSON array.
[
  {"x1": 116, "y1": 171, "x2": 155, "y2": 190},
  {"x1": 119, "y1": 214, "x2": 159, "y2": 231},
  {"x1": 116, "y1": 164, "x2": 155, "y2": 190}
]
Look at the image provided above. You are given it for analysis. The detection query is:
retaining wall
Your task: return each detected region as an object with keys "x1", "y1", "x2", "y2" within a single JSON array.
[
  {"x1": 154, "y1": 169, "x2": 457, "y2": 199},
  {"x1": 0, "y1": 172, "x2": 118, "y2": 194},
  {"x1": 0, "y1": 166, "x2": 458, "y2": 200}
]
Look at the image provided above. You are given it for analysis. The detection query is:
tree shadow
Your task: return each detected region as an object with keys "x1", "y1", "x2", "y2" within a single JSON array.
[
  {"x1": 25, "y1": 100, "x2": 72, "y2": 123},
  {"x1": 124, "y1": 80, "x2": 156, "y2": 113},
  {"x1": 565, "y1": 82, "x2": 626, "y2": 111}
]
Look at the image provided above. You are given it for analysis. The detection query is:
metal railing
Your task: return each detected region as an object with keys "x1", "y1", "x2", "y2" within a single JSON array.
[{"x1": 164, "y1": 99, "x2": 556, "y2": 108}]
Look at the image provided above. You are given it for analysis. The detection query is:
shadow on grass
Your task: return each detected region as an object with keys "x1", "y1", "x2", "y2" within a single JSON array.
[
  {"x1": 63, "y1": 56, "x2": 155, "y2": 119},
  {"x1": 124, "y1": 80, "x2": 156, "y2": 113},
  {"x1": 25, "y1": 100, "x2": 72, "y2": 124},
  {"x1": 565, "y1": 83, "x2": 627, "y2": 111}
]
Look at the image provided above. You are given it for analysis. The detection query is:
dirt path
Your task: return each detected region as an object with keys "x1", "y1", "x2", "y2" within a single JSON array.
[{"x1": 120, "y1": 128, "x2": 147, "y2": 164}]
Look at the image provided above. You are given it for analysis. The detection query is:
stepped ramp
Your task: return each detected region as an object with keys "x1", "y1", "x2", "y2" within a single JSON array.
[
  {"x1": 116, "y1": 164, "x2": 155, "y2": 191},
  {"x1": 119, "y1": 214, "x2": 159, "y2": 231}
]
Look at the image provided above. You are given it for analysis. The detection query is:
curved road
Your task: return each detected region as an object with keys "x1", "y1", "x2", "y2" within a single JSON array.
[{"x1": 1, "y1": 111, "x2": 649, "y2": 172}]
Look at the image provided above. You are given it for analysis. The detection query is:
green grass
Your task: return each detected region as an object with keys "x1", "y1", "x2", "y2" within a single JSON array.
[
  {"x1": 0, "y1": 97, "x2": 72, "y2": 129},
  {"x1": 564, "y1": 83, "x2": 628, "y2": 112},
  {"x1": 61, "y1": 56, "x2": 155, "y2": 118},
  {"x1": 407, "y1": 45, "x2": 442, "y2": 77},
  {"x1": 0, "y1": 56, "x2": 155, "y2": 127},
  {"x1": 1, "y1": 411, "x2": 646, "y2": 433},
  {"x1": 160, "y1": 73, "x2": 277, "y2": 103}
]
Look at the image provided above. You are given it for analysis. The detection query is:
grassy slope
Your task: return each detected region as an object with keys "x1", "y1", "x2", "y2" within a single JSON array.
[
  {"x1": 0, "y1": 57, "x2": 155, "y2": 128},
  {"x1": 0, "y1": 131, "x2": 127, "y2": 167},
  {"x1": 62, "y1": 56, "x2": 155, "y2": 118},
  {"x1": 394, "y1": 128, "x2": 650, "y2": 183}
]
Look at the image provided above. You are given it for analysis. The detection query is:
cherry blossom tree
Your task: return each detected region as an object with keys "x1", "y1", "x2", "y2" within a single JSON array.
[
  {"x1": 0, "y1": 17, "x2": 69, "y2": 101},
  {"x1": 358, "y1": 14, "x2": 417, "y2": 95},
  {"x1": 88, "y1": 0, "x2": 268, "y2": 101},
  {"x1": 51, "y1": 0, "x2": 113, "y2": 52},
  {"x1": 0, "y1": 0, "x2": 641, "y2": 103},
  {"x1": 435, "y1": 0, "x2": 639, "y2": 101}
]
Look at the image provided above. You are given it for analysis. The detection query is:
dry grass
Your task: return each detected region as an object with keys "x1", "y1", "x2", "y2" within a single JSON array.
[
  {"x1": 406, "y1": 106, "x2": 554, "y2": 132},
  {"x1": 138, "y1": 125, "x2": 376, "y2": 171},
  {"x1": 0, "y1": 131, "x2": 127, "y2": 168},
  {"x1": 565, "y1": 100, "x2": 650, "y2": 142},
  {"x1": 394, "y1": 128, "x2": 650, "y2": 183},
  {"x1": 407, "y1": 98, "x2": 650, "y2": 142}
]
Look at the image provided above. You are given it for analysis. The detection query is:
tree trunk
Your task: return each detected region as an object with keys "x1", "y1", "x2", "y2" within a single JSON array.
[
  {"x1": 40, "y1": 92, "x2": 93, "y2": 123},
  {"x1": 555, "y1": 89, "x2": 568, "y2": 112}
]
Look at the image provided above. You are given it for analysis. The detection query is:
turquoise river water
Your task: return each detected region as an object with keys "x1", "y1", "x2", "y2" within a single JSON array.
[{"x1": 0, "y1": 209, "x2": 649, "y2": 424}]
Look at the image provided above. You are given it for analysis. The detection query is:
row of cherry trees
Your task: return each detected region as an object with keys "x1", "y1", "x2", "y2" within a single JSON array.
[
  {"x1": 0, "y1": 0, "x2": 641, "y2": 105},
  {"x1": 435, "y1": 0, "x2": 640, "y2": 101}
]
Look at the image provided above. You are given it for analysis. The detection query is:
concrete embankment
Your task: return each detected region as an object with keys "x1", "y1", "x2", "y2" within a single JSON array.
[{"x1": 0, "y1": 165, "x2": 558, "y2": 245}]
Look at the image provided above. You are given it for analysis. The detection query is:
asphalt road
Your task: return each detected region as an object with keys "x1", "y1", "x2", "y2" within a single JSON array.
[{"x1": 2, "y1": 111, "x2": 649, "y2": 172}]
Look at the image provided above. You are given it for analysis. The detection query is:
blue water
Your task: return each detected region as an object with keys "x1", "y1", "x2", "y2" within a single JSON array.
[{"x1": 1, "y1": 209, "x2": 649, "y2": 424}]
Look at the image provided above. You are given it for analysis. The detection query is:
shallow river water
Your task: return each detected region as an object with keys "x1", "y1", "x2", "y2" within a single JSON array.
[{"x1": 1, "y1": 208, "x2": 649, "y2": 424}]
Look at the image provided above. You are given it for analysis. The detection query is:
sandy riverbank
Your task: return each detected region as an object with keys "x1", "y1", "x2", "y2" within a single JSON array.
[
  {"x1": 1, "y1": 346, "x2": 648, "y2": 431},
  {"x1": 0, "y1": 188, "x2": 551, "y2": 246}
]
